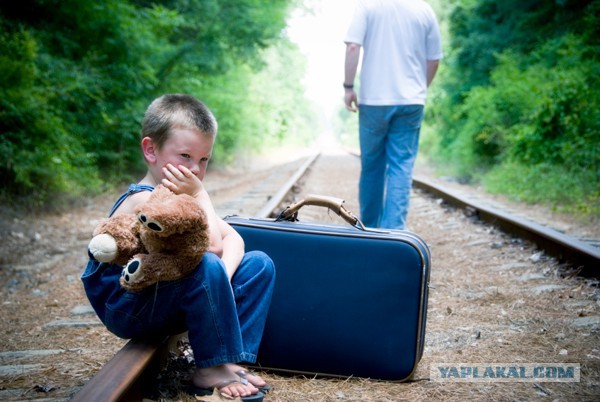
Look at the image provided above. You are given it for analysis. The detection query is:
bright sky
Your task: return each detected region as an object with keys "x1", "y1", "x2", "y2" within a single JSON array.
[{"x1": 286, "y1": 0, "x2": 357, "y2": 120}]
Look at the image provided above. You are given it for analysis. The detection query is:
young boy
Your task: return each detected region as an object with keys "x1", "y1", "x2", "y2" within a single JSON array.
[{"x1": 82, "y1": 94, "x2": 275, "y2": 401}]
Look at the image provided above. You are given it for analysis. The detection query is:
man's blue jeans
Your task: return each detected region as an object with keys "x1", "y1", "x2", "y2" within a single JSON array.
[{"x1": 358, "y1": 104, "x2": 424, "y2": 230}]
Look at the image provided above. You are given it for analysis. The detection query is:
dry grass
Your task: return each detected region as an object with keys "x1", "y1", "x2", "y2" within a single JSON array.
[{"x1": 0, "y1": 151, "x2": 598, "y2": 401}]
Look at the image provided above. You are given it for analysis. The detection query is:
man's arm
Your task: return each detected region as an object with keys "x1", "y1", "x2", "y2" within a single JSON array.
[
  {"x1": 427, "y1": 59, "x2": 440, "y2": 87},
  {"x1": 344, "y1": 42, "x2": 361, "y2": 112}
]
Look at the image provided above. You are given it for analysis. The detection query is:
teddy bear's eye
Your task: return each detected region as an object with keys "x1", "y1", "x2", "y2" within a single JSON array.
[
  {"x1": 138, "y1": 212, "x2": 163, "y2": 232},
  {"x1": 147, "y1": 222, "x2": 162, "y2": 231}
]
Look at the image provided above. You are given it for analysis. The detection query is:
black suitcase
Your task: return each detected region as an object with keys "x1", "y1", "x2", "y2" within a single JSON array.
[{"x1": 225, "y1": 195, "x2": 431, "y2": 381}]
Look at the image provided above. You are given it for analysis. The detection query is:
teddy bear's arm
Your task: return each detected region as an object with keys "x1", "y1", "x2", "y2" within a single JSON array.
[{"x1": 120, "y1": 253, "x2": 201, "y2": 291}]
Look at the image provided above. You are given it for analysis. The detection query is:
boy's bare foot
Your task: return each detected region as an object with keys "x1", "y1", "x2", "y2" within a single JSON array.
[
  {"x1": 192, "y1": 364, "x2": 259, "y2": 398},
  {"x1": 227, "y1": 364, "x2": 269, "y2": 391}
]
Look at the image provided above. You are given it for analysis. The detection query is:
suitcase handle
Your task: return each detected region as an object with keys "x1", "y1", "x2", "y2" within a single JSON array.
[{"x1": 276, "y1": 194, "x2": 366, "y2": 230}]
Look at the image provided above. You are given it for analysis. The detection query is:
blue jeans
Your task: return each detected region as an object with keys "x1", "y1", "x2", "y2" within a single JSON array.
[
  {"x1": 82, "y1": 251, "x2": 275, "y2": 368},
  {"x1": 358, "y1": 104, "x2": 424, "y2": 229}
]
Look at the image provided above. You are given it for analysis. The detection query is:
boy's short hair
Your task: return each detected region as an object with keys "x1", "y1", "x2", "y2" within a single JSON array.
[{"x1": 141, "y1": 94, "x2": 217, "y2": 149}]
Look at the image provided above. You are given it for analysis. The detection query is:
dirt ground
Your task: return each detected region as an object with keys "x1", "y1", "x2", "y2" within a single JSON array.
[
  {"x1": 0, "y1": 149, "x2": 598, "y2": 401},
  {"x1": 255, "y1": 151, "x2": 600, "y2": 401}
]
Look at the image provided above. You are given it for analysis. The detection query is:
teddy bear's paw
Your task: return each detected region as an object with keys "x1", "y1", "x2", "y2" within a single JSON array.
[
  {"x1": 88, "y1": 233, "x2": 118, "y2": 263},
  {"x1": 137, "y1": 212, "x2": 163, "y2": 232},
  {"x1": 122, "y1": 258, "x2": 142, "y2": 284}
]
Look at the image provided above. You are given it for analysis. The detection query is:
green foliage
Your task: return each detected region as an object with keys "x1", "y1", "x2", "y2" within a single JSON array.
[
  {"x1": 0, "y1": 0, "x2": 305, "y2": 209},
  {"x1": 484, "y1": 162, "x2": 600, "y2": 216},
  {"x1": 424, "y1": 0, "x2": 600, "y2": 216}
]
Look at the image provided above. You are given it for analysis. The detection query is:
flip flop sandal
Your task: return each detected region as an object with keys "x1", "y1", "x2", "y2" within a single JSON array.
[
  {"x1": 187, "y1": 379, "x2": 264, "y2": 401},
  {"x1": 235, "y1": 369, "x2": 272, "y2": 394}
]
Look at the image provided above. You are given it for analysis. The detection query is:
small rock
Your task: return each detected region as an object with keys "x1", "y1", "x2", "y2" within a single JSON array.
[
  {"x1": 0, "y1": 349, "x2": 63, "y2": 359},
  {"x1": 532, "y1": 285, "x2": 566, "y2": 295},
  {"x1": 70, "y1": 305, "x2": 95, "y2": 316},
  {"x1": 466, "y1": 239, "x2": 488, "y2": 247},
  {"x1": 0, "y1": 364, "x2": 43, "y2": 376},
  {"x1": 493, "y1": 262, "x2": 530, "y2": 271},
  {"x1": 34, "y1": 383, "x2": 57, "y2": 393},
  {"x1": 564, "y1": 300, "x2": 592, "y2": 308},
  {"x1": 571, "y1": 316, "x2": 600, "y2": 328},
  {"x1": 530, "y1": 252, "x2": 544, "y2": 263},
  {"x1": 43, "y1": 319, "x2": 102, "y2": 329},
  {"x1": 517, "y1": 273, "x2": 545, "y2": 281}
]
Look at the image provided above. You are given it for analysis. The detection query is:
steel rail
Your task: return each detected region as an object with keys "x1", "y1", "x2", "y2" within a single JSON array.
[
  {"x1": 70, "y1": 153, "x2": 320, "y2": 402},
  {"x1": 70, "y1": 337, "x2": 169, "y2": 402},
  {"x1": 412, "y1": 175, "x2": 599, "y2": 276},
  {"x1": 255, "y1": 152, "x2": 320, "y2": 219}
]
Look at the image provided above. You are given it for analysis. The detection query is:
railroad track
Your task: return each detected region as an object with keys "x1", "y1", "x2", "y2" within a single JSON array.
[
  {"x1": 411, "y1": 176, "x2": 600, "y2": 277},
  {"x1": 67, "y1": 149, "x2": 599, "y2": 401}
]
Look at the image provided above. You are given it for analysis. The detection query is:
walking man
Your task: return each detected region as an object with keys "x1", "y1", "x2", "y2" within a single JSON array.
[{"x1": 344, "y1": 0, "x2": 443, "y2": 229}]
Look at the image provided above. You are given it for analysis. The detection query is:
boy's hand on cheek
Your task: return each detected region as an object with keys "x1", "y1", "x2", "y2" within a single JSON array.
[{"x1": 161, "y1": 164, "x2": 204, "y2": 197}]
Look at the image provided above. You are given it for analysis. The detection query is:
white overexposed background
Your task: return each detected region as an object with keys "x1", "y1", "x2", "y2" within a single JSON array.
[{"x1": 286, "y1": 0, "x2": 358, "y2": 129}]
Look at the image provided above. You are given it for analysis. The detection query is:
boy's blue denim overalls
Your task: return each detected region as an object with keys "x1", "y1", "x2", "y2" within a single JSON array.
[{"x1": 81, "y1": 184, "x2": 275, "y2": 368}]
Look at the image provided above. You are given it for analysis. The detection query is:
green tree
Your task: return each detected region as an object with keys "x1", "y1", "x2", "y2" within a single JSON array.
[{"x1": 0, "y1": 0, "x2": 307, "y2": 208}]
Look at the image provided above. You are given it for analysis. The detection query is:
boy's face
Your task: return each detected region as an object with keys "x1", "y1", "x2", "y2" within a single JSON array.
[{"x1": 147, "y1": 127, "x2": 214, "y2": 181}]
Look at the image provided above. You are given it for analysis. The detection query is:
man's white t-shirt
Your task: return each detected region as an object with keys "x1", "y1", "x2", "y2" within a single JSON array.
[{"x1": 345, "y1": 0, "x2": 443, "y2": 106}]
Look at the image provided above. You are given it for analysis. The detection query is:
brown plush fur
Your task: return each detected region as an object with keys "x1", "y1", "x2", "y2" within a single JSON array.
[
  {"x1": 91, "y1": 214, "x2": 144, "y2": 266},
  {"x1": 90, "y1": 185, "x2": 210, "y2": 291}
]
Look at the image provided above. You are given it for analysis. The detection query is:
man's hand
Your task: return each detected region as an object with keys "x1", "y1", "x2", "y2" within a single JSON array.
[
  {"x1": 344, "y1": 89, "x2": 358, "y2": 113},
  {"x1": 161, "y1": 163, "x2": 204, "y2": 197},
  {"x1": 344, "y1": 42, "x2": 361, "y2": 113}
]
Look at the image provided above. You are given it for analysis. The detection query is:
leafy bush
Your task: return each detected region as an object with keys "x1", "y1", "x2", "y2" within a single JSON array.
[{"x1": 424, "y1": 0, "x2": 599, "y2": 216}]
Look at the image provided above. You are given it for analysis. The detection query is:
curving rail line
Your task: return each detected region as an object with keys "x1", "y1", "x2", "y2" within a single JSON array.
[
  {"x1": 412, "y1": 175, "x2": 599, "y2": 277},
  {"x1": 70, "y1": 150, "x2": 598, "y2": 401}
]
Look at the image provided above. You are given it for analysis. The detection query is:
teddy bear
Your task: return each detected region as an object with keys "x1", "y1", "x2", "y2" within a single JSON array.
[{"x1": 88, "y1": 185, "x2": 210, "y2": 292}]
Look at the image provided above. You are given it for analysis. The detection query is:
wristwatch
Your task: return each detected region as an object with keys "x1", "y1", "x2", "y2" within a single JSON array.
[{"x1": 343, "y1": 83, "x2": 354, "y2": 89}]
